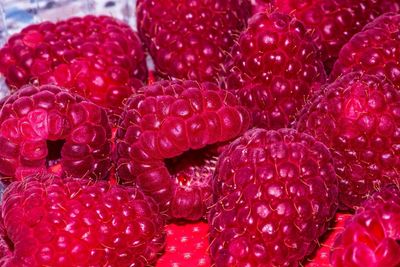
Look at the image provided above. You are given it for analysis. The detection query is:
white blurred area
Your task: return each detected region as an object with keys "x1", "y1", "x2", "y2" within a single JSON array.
[{"x1": 0, "y1": 0, "x2": 139, "y2": 99}]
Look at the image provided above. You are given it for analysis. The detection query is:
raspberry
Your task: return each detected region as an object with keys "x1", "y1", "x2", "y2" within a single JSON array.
[
  {"x1": 115, "y1": 80, "x2": 250, "y2": 220},
  {"x1": 0, "y1": 15, "x2": 147, "y2": 118},
  {"x1": 210, "y1": 128, "x2": 338, "y2": 266},
  {"x1": 0, "y1": 84, "x2": 112, "y2": 181},
  {"x1": 223, "y1": 12, "x2": 326, "y2": 129},
  {"x1": 249, "y1": 0, "x2": 390, "y2": 72},
  {"x1": 296, "y1": 72, "x2": 400, "y2": 210},
  {"x1": 330, "y1": 13, "x2": 400, "y2": 89},
  {"x1": 330, "y1": 186, "x2": 400, "y2": 267},
  {"x1": 136, "y1": 0, "x2": 249, "y2": 82},
  {"x1": 0, "y1": 174, "x2": 166, "y2": 267}
]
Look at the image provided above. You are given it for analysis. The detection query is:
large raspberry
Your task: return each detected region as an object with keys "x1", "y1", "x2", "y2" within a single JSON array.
[
  {"x1": 249, "y1": 0, "x2": 392, "y2": 72},
  {"x1": 0, "y1": 15, "x2": 147, "y2": 118},
  {"x1": 0, "y1": 174, "x2": 166, "y2": 267},
  {"x1": 210, "y1": 128, "x2": 338, "y2": 266},
  {"x1": 330, "y1": 13, "x2": 400, "y2": 89},
  {"x1": 136, "y1": 0, "x2": 249, "y2": 82},
  {"x1": 115, "y1": 80, "x2": 250, "y2": 221},
  {"x1": 296, "y1": 72, "x2": 400, "y2": 210},
  {"x1": 223, "y1": 12, "x2": 326, "y2": 129},
  {"x1": 330, "y1": 186, "x2": 400, "y2": 267},
  {"x1": 0, "y1": 84, "x2": 112, "y2": 181}
]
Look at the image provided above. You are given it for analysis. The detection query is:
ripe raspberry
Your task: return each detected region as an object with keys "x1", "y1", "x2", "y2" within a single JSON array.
[
  {"x1": 296, "y1": 72, "x2": 400, "y2": 210},
  {"x1": 0, "y1": 84, "x2": 112, "y2": 181},
  {"x1": 0, "y1": 15, "x2": 147, "y2": 118},
  {"x1": 210, "y1": 128, "x2": 338, "y2": 266},
  {"x1": 0, "y1": 174, "x2": 166, "y2": 267},
  {"x1": 330, "y1": 13, "x2": 400, "y2": 89},
  {"x1": 115, "y1": 80, "x2": 250, "y2": 221},
  {"x1": 330, "y1": 186, "x2": 400, "y2": 267},
  {"x1": 223, "y1": 12, "x2": 326, "y2": 129},
  {"x1": 249, "y1": 0, "x2": 387, "y2": 72},
  {"x1": 136, "y1": 0, "x2": 249, "y2": 82}
]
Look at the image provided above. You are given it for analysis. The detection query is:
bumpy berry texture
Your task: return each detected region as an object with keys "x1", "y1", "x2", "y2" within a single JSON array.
[
  {"x1": 0, "y1": 15, "x2": 147, "y2": 117},
  {"x1": 249, "y1": 0, "x2": 389, "y2": 72},
  {"x1": 296, "y1": 72, "x2": 400, "y2": 210},
  {"x1": 157, "y1": 222, "x2": 210, "y2": 266},
  {"x1": 223, "y1": 12, "x2": 326, "y2": 129},
  {"x1": 115, "y1": 80, "x2": 250, "y2": 221},
  {"x1": 0, "y1": 85, "x2": 112, "y2": 181},
  {"x1": 330, "y1": 13, "x2": 400, "y2": 89},
  {"x1": 136, "y1": 0, "x2": 249, "y2": 82},
  {"x1": 0, "y1": 174, "x2": 166, "y2": 267},
  {"x1": 210, "y1": 128, "x2": 338, "y2": 266},
  {"x1": 330, "y1": 186, "x2": 400, "y2": 267}
]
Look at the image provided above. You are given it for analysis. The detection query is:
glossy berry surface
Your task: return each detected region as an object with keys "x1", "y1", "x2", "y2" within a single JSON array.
[
  {"x1": 210, "y1": 128, "x2": 338, "y2": 266},
  {"x1": 115, "y1": 80, "x2": 250, "y2": 221},
  {"x1": 136, "y1": 0, "x2": 249, "y2": 82},
  {"x1": 249, "y1": 0, "x2": 391, "y2": 71},
  {"x1": 330, "y1": 186, "x2": 400, "y2": 267},
  {"x1": 223, "y1": 12, "x2": 326, "y2": 129},
  {"x1": 0, "y1": 85, "x2": 112, "y2": 181},
  {"x1": 0, "y1": 174, "x2": 166, "y2": 267},
  {"x1": 330, "y1": 13, "x2": 400, "y2": 89},
  {"x1": 296, "y1": 72, "x2": 400, "y2": 210},
  {"x1": 0, "y1": 15, "x2": 147, "y2": 117}
]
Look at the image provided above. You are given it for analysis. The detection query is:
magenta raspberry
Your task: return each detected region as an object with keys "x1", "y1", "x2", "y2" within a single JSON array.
[
  {"x1": 223, "y1": 12, "x2": 326, "y2": 129},
  {"x1": 0, "y1": 174, "x2": 166, "y2": 267},
  {"x1": 296, "y1": 72, "x2": 400, "y2": 210},
  {"x1": 0, "y1": 85, "x2": 112, "y2": 181},
  {"x1": 210, "y1": 128, "x2": 338, "y2": 266},
  {"x1": 330, "y1": 13, "x2": 400, "y2": 89},
  {"x1": 0, "y1": 15, "x2": 147, "y2": 117},
  {"x1": 330, "y1": 186, "x2": 400, "y2": 267},
  {"x1": 136, "y1": 0, "x2": 249, "y2": 82},
  {"x1": 115, "y1": 80, "x2": 250, "y2": 221}
]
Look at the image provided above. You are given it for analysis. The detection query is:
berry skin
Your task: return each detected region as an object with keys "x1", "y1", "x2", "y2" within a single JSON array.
[
  {"x1": 223, "y1": 12, "x2": 326, "y2": 129},
  {"x1": 296, "y1": 72, "x2": 400, "y2": 210},
  {"x1": 210, "y1": 128, "x2": 338, "y2": 266},
  {"x1": 115, "y1": 80, "x2": 250, "y2": 221},
  {"x1": 249, "y1": 0, "x2": 388, "y2": 72},
  {"x1": 330, "y1": 13, "x2": 400, "y2": 89},
  {"x1": 330, "y1": 186, "x2": 400, "y2": 267},
  {"x1": 136, "y1": 0, "x2": 249, "y2": 82},
  {"x1": 0, "y1": 15, "x2": 147, "y2": 118},
  {"x1": 0, "y1": 84, "x2": 112, "y2": 181},
  {"x1": 0, "y1": 174, "x2": 166, "y2": 267}
]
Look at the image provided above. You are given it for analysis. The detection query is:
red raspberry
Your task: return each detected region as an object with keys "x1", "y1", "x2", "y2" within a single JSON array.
[
  {"x1": 0, "y1": 15, "x2": 147, "y2": 118},
  {"x1": 0, "y1": 174, "x2": 166, "y2": 267},
  {"x1": 330, "y1": 13, "x2": 400, "y2": 89},
  {"x1": 296, "y1": 72, "x2": 400, "y2": 210},
  {"x1": 115, "y1": 80, "x2": 250, "y2": 221},
  {"x1": 210, "y1": 128, "x2": 338, "y2": 266},
  {"x1": 223, "y1": 12, "x2": 326, "y2": 129},
  {"x1": 136, "y1": 0, "x2": 249, "y2": 82},
  {"x1": 330, "y1": 186, "x2": 400, "y2": 267},
  {"x1": 0, "y1": 84, "x2": 112, "y2": 181}
]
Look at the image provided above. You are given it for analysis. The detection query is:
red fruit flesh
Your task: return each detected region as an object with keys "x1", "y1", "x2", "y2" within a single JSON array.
[
  {"x1": 157, "y1": 222, "x2": 210, "y2": 267},
  {"x1": 296, "y1": 72, "x2": 400, "y2": 210},
  {"x1": 250, "y1": 0, "x2": 391, "y2": 72},
  {"x1": 0, "y1": 174, "x2": 166, "y2": 267},
  {"x1": 0, "y1": 85, "x2": 112, "y2": 181},
  {"x1": 210, "y1": 128, "x2": 338, "y2": 266},
  {"x1": 223, "y1": 12, "x2": 326, "y2": 129},
  {"x1": 115, "y1": 80, "x2": 250, "y2": 221},
  {"x1": 136, "y1": 0, "x2": 249, "y2": 82},
  {"x1": 330, "y1": 186, "x2": 400, "y2": 267},
  {"x1": 0, "y1": 15, "x2": 147, "y2": 118},
  {"x1": 330, "y1": 13, "x2": 400, "y2": 89}
]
